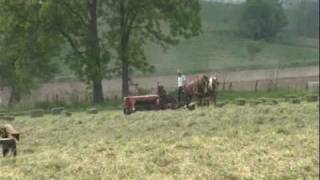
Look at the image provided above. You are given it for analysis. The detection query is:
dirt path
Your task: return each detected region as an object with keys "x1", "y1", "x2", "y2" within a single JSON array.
[
  {"x1": 0, "y1": 66, "x2": 319, "y2": 105},
  {"x1": 129, "y1": 65, "x2": 319, "y2": 90}
]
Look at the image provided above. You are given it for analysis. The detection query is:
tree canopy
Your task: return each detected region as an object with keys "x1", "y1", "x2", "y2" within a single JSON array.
[
  {"x1": 105, "y1": 0, "x2": 202, "y2": 96},
  {"x1": 0, "y1": 0, "x2": 62, "y2": 104},
  {"x1": 0, "y1": 0, "x2": 202, "y2": 103},
  {"x1": 241, "y1": 0, "x2": 288, "y2": 40},
  {"x1": 286, "y1": 0, "x2": 319, "y2": 38}
]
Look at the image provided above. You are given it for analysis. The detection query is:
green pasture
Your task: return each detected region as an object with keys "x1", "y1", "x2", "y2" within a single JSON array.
[{"x1": 0, "y1": 101, "x2": 318, "y2": 179}]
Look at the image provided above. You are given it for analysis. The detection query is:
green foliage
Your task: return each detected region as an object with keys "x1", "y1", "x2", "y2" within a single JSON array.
[
  {"x1": 241, "y1": 0, "x2": 288, "y2": 40},
  {"x1": 286, "y1": 1, "x2": 319, "y2": 38},
  {"x1": 0, "y1": 1, "x2": 62, "y2": 104},
  {"x1": 0, "y1": 0, "x2": 113, "y2": 104},
  {"x1": 105, "y1": 0, "x2": 202, "y2": 96},
  {"x1": 52, "y1": 1, "x2": 111, "y2": 83}
]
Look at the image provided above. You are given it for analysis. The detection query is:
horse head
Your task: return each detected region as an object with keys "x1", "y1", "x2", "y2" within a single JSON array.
[{"x1": 208, "y1": 76, "x2": 218, "y2": 91}]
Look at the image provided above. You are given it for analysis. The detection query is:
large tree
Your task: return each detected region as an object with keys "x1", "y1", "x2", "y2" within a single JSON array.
[
  {"x1": 41, "y1": 0, "x2": 110, "y2": 104},
  {"x1": 105, "y1": 0, "x2": 202, "y2": 97},
  {"x1": 241, "y1": 0, "x2": 288, "y2": 40},
  {"x1": 0, "y1": 0, "x2": 111, "y2": 104},
  {"x1": 0, "y1": 0, "x2": 61, "y2": 105},
  {"x1": 286, "y1": 0, "x2": 319, "y2": 38}
]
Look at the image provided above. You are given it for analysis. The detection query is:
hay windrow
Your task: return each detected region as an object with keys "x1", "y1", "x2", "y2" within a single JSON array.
[{"x1": 0, "y1": 102, "x2": 318, "y2": 179}]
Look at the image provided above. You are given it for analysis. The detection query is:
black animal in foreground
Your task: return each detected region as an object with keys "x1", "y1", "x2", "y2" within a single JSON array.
[
  {"x1": 0, "y1": 138, "x2": 17, "y2": 157},
  {"x1": 0, "y1": 124, "x2": 19, "y2": 157}
]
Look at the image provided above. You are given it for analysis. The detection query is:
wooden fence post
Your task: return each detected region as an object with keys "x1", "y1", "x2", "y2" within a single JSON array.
[
  {"x1": 228, "y1": 82, "x2": 233, "y2": 91},
  {"x1": 55, "y1": 94, "x2": 59, "y2": 103},
  {"x1": 46, "y1": 95, "x2": 49, "y2": 103},
  {"x1": 255, "y1": 80, "x2": 259, "y2": 92}
]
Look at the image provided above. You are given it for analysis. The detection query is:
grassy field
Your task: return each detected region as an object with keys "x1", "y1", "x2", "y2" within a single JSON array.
[
  {"x1": 217, "y1": 89, "x2": 311, "y2": 102},
  {"x1": 0, "y1": 101, "x2": 318, "y2": 179},
  {"x1": 0, "y1": 89, "x2": 310, "y2": 113}
]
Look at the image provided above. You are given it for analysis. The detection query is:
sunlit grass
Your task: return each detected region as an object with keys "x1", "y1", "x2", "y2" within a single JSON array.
[{"x1": 0, "y1": 101, "x2": 319, "y2": 179}]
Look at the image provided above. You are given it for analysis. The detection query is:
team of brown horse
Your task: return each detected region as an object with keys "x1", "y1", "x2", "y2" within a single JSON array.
[{"x1": 182, "y1": 74, "x2": 219, "y2": 107}]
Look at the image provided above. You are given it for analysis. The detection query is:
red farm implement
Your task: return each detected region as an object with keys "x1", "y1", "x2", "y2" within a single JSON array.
[{"x1": 123, "y1": 84, "x2": 178, "y2": 115}]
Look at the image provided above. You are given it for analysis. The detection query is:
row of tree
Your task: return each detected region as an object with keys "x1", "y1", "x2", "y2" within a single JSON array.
[
  {"x1": 241, "y1": 0, "x2": 287, "y2": 40},
  {"x1": 241, "y1": 0, "x2": 319, "y2": 40},
  {"x1": 0, "y1": 0, "x2": 202, "y2": 105},
  {"x1": 1, "y1": 0, "x2": 316, "y2": 105},
  {"x1": 286, "y1": 0, "x2": 319, "y2": 38}
]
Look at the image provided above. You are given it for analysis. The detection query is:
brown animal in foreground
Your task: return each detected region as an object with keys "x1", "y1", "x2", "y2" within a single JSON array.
[{"x1": 183, "y1": 74, "x2": 210, "y2": 106}]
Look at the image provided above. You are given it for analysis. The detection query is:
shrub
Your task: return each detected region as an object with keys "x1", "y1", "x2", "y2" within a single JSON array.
[{"x1": 241, "y1": 0, "x2": 288, "y2": 40}]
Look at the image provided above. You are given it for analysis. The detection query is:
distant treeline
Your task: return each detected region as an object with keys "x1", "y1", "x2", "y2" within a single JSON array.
[{"x1": 285, "y1": 1, "x2": 319, "y2": 38}]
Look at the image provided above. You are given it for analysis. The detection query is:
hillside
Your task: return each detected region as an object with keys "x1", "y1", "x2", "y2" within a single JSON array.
[
  {"x1": 54, "y1": 1, "x2": 319, "y2": 78},
  {"x1": 143, "y1": 2, "x2": 319, "y2": 75},
  {"x1": 0, "y1": 102, "x2": 318, "y2": 179}
]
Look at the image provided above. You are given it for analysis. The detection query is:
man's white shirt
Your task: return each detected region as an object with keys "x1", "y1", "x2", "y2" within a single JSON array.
[{"x1": 178, "y1": 75, "x2": 186, "y2": 87}]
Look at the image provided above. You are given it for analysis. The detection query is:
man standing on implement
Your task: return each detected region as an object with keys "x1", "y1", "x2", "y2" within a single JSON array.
[{"x1": 177, "y1": 70, "x2": 186, "y2": 105}]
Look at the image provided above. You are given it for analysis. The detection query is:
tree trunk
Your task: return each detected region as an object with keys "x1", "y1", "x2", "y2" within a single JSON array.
[
  {"x1": 8, "y1": 86, "x2": 20, "y2": 106},
  {"x1": 121, "y1": 37, "x2": 129, "y2": 97},
  {"x1": 120, "y1": 1, "x2": 130, "y2": 97},
  {"x1": 92, "y1": 79, "x2": 104, "y2": 104},
  {"x1": 87, "y1": 0, "x2": 104, "y2": 104}
]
